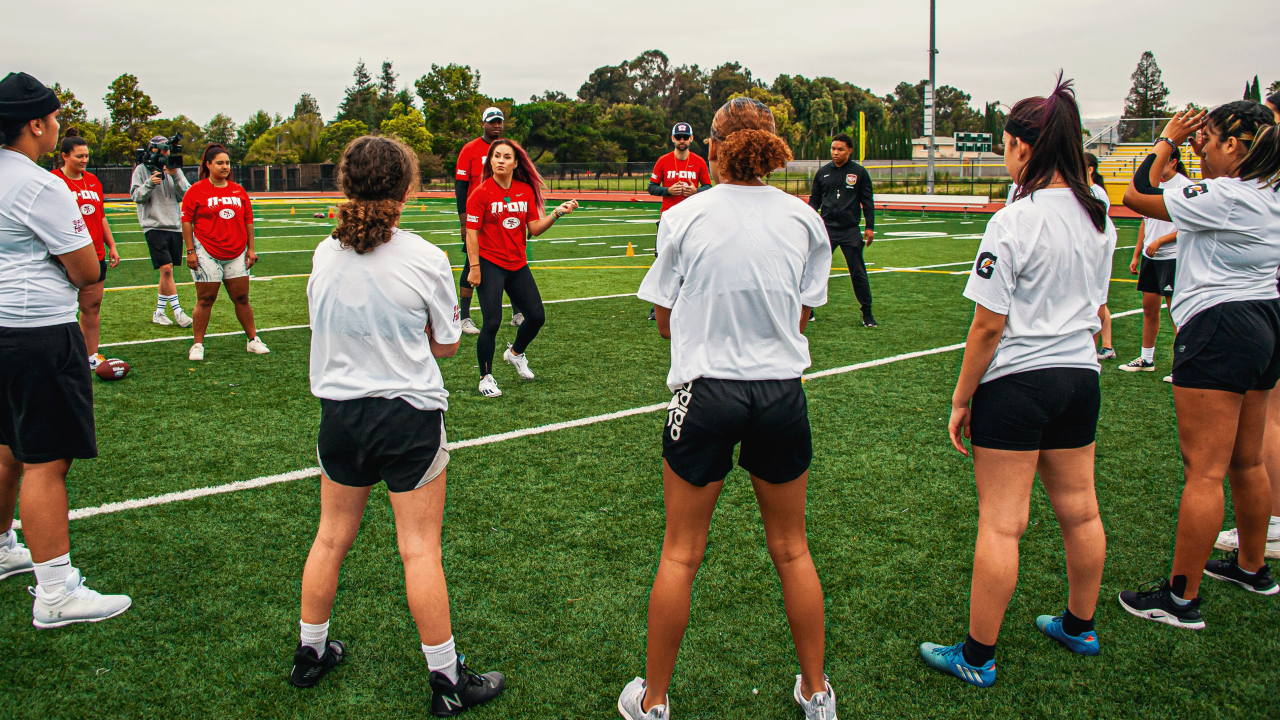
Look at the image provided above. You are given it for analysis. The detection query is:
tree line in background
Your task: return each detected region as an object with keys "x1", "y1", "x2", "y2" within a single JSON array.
[
  {"x1": 1120, "y1": 51, "x2": 1279, "y2": 142},
  {"x1": 46, "y1": 51, "x2": 1280, "y2": 174}
]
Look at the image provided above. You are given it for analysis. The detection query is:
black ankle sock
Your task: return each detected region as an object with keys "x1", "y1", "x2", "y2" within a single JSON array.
[
  {"x1": 1061, "y1": 608, "x2": 1094, "y2": 637},
  {"x1": 459, "y1": 294, "x2": 472, "y2": 319},
  {"x1": 962, "y1": 633, "x2": 995, "y2": 666},
  {"x1": 1170, "y1": 574, "x2": 1188, "y2": 598}
]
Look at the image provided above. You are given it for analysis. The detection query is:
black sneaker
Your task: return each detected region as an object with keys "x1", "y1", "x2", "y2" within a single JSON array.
[
  {"x1": 429, "y1": 654, "x2": 505, "y2": 716},
  {"x1": 1204, "y1": 551, "x2": 1279, "y2": 595},
  {"x1": 648, "y1": 307, "x2": 656, "y2": 321},
  {"x1": 863, "y1": 313, "x2": 878, "y2": 328},
  {"x1": 1117, "y1": 579, "x2": 1205, "y2": 630},
  {"x1": 290, "y1": 639, "x2": 346, "y2": 688}
]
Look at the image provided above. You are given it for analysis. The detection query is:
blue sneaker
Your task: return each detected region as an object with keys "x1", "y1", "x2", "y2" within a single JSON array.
[
  {"x1": 1035, "y1": 615, "x2": 1100, "y2": 656},
  {"x1": 918, "y1": 641, "x2": 996, "y2": 688}
]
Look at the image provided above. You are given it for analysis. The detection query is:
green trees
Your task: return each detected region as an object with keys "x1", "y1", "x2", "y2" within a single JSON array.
[
  {"x1": 1122, "y1": 51, "x2": 1172, "y2": 141},
  {"x1": 319, "y1": 120, "x2": 368, "y2": 162},
  {"x1": 414, "y1": 63, "x2": 486, "y2": 158}
]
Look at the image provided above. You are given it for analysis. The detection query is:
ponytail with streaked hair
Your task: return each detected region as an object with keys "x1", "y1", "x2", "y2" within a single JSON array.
[
  {"x1": 710, "y1": 97, "x2": 793, "y2": 181},
  {"x1": 1006, "y1": 73, "x2": 1108, "y2": 232}
]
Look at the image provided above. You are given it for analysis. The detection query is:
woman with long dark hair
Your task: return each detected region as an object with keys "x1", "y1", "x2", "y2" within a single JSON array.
[
  {"x1": 464, "y1": 138, "x2": 577, "y2": 398},
  {"x1": 620, "y1": 98, "x2": 835, "y2": 720},
  {"x1": 1085, "y1": 152, "x2": 1118, "y2": 361},
  {"x1": 1119, "y1": 101, "x2": 1280, "y2": 629},
  {"x1": 923, "y1": 77, "x2": 1116, "y2": 688},
  {"x1": 1119, "y1": 148, "x2": 1190, "y2": 377},
  {"x1": 298, "y1": 135, "x2": 504, "y2": 714},
  {"x1": 51, "y1": 130, "x2": 119, "y2": 367},
  {"x1": 180, "y1": 144, "x2": 266, "y2": 361}
]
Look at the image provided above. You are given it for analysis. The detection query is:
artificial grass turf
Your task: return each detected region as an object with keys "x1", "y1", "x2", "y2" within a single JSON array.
[{"x1": 4, "y1": 210, "x2": 1273, "y2": 718}]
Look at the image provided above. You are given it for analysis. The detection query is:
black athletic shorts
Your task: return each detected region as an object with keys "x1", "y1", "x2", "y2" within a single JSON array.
[
  {"x1": 663, "y1": 378, "x2": 812, "y2": 486},
  {"x1": 317, "y1": 397, "x2": 449, "y2": 493},
  {"x1": 1172, "y1": 299, "x2": 1280, "y2": 394},
  {"x1": 96, "y1": 259, "x2": 108, "y2": 284},
  {"x1": 1137, "y1": 256, "x2": 1176, "y2": 297},
  {"x1": 969, "y1": 368, "x2": 1101, "y2": 452},
  {"x1": 145, "y1": 229, "x2": 184, "y2": 269},
  {"x1": 0, "y1": 323, "x2": 97, "y2": 463}
]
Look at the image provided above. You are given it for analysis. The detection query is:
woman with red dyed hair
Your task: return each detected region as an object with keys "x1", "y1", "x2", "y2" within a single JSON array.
[{"x1": 464, "y1": 138, "x2": 577, "y2": 398}]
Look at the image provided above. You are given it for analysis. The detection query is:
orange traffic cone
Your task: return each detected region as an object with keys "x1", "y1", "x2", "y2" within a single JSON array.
[
  {"x1": 327, "y1": 206, "x2": 334, "y2": 219},
  {"x1": 626, "y1": 242, "x2": 635, "y2": 257},
  {"x1": 290, "y1": 207, "x2": 296, "y2": 215}
]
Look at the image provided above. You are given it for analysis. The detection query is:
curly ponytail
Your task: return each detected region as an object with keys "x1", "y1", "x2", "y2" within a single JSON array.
[
  {"x1": 710, "y1": 97, "x2": 793, "y2": 181},
  {"x1": 334, "y1": 136, "x2": 419, "y2": 254}
]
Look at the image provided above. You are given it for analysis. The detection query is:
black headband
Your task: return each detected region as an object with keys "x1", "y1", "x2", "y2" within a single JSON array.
[
  {"x1": 1004, "y1": 116, "x2": 1041, "y2": 146},
  {"x1": 0, "y1": 72, "x2": 60, "y2": 121}
]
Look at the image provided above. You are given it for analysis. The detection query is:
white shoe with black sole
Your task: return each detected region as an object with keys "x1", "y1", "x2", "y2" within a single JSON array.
[{"x1": 1119, "y1": 357, "x2": 1155, "y2": 372}]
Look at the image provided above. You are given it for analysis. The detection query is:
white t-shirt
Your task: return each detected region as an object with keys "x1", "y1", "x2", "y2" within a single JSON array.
[
  {"x1": 964, "y1": 188, "x2": 1117, "y2": 383},
  {"x1": 1165, "y1": 176, "x2": 1280, "y2": 327},
  {"x1": 1141, "y1": 174, "x2": 1192, "y2": 260},
  {"x1": 1008, "y1": 182, "x2": 1110, "y2": 210},
  {"x1": 0, "y1": 149, "x2": 93, "y2": 328},
  {"x1": 637, "y1": 184, "x2": 832, "y2": 391},
  {"x1": 308, "y1": 228, "x2": 461, "y2": 411}
]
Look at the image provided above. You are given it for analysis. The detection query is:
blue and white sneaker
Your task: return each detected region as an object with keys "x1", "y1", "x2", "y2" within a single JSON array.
[
  {"x1": 918, "y1": 641, "x2": 995, "y2": 688},
  {"x1": 1035, "y1": 615, "x2": 1100, "y2": 656}
]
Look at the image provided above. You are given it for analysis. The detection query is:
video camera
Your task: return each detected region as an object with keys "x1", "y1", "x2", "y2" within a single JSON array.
[{"x1": 135, "y1": 132, "x2": 184, "y2": 174}]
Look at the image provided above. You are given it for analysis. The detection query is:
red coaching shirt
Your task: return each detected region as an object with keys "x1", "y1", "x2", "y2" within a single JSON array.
[
  {"x1": 455, "y1": 136, "x2": 492, "y2": 188},
  {"x1": 51, "y1": 169, "x2": 106, "y2": 260},
  {"x1": 465, "y1": 178, "x2": 540, "y2": 271},
  {"x1": 181, "y1": 179, "x2": 253, "y2": 260},
  {"x1": 650, "y1": 151, "x2": 712, "y2": 214}
]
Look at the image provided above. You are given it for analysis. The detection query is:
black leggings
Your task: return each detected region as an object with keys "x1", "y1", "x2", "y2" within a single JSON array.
[{"x1": 477, "y1": 257, "x2": 545, "y2": 376}]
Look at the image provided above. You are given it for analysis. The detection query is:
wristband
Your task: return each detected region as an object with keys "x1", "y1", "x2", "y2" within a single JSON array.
[
  {"x1": 552, "y1": 209, "x2": 563, "y2": 220},
  {"x1": 186, "y1": 249, "x2": 196, "y2": 254},
  {"x1": 1154, "y1": 137, "x2": 1177, "y2": 152}
]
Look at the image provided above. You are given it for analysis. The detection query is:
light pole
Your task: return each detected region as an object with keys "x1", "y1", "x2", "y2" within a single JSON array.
[{"x1": 926, "y1": 0, "x2": 937, "y2": 194}]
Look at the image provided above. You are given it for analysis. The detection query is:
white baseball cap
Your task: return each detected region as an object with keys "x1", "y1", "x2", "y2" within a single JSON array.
[{"x1": 482, "y1": 107, "x2": 504, "y2": 122}]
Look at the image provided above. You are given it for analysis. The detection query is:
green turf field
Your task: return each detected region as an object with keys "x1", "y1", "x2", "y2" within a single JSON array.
[{"x1": 1, "y1": 198, "x2": 1274, "y2": 719}]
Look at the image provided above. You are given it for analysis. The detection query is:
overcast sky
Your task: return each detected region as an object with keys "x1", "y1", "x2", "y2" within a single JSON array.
[{"x1": 4, "y1": 0, "x2": 1276, "y2": 126}]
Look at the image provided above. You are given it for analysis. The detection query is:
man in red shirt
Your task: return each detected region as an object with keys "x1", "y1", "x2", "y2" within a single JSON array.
[
  {"x1": 455, "y1": 106, "x2": 518, "y2": 333},
  {"x1": 646, "y1": 122, "x2": 712, "y2": 318}
]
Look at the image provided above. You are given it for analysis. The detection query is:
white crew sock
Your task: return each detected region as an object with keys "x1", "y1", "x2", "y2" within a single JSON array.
[
  {"x1": 33, "y1": 553, "x2": 72, "y2": 594},
  {"x1": 300, "y1": 619, "x2": 329, "y2": 657},
  {"x1": 0, "y1": 529, "x2": 14, "y2": 550},
  {"x1": 168, "y1": 295, "x2": 184, "y2": 314},
  {"x1": 1141, "y1": 346, "x2": 1155, "y2": 363},
  {"x1": 1270, "y1": 516, "x2": 1280, "y2": 526},
  {"x1": 156, "y1": 294, "x2": 168, "y2": 312},
  {"x1": 422, "y1": 636, "x2": 459, "y2": 683}
]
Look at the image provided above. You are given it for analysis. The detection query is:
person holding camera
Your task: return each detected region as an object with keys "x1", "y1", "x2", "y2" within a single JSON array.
[
  {"x1": 0, "y1": 71, "x2": 132, "y2": 627},
  {"x1": 131, "y1": 134, "x2": 192, "y2": 328}
]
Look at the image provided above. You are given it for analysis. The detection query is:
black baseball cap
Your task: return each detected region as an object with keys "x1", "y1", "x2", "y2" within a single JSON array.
[{"x1": 671, "y1": 122, "x2": 692, "y2": 138}]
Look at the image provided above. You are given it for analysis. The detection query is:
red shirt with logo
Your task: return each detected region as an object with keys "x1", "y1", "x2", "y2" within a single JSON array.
[
  {"x1": 465, "y1": 178, "x2": 540, "y2": 271},
  {"x1": 650, "y1": 151, "x2": 712, "y2": 214},
  {"x1": 455, "y1": 136, "x2": 492, "y2": 188},
  {"x1": 181, "y1": 179, "x2": 253, "y2": 260},
  {"x1": 51, "y1": 169, "x2": 106, "y2": 260}
]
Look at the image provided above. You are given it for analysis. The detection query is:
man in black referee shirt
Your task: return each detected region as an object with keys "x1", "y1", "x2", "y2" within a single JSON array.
[{"x1": 808, "y1": 133, "x2": 877, "y2": 326}]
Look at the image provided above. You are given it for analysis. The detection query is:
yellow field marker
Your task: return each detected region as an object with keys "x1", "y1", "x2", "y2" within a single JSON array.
[
  {"x1": 290, "y1": 207, "x2": 296, "y2": 215},
  {"x1": 625, "y1": 242, "x2": 635, "y2": 257}
]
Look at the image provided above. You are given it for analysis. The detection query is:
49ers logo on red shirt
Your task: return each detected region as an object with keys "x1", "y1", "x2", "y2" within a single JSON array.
[{"x1": 502, "y1": 217, "x2": 520, "y2": 229}]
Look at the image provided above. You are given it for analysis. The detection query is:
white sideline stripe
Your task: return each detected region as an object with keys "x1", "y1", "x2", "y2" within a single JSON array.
[{"x1": 24, "y1": 339, "x2": 977, "y2": 527}]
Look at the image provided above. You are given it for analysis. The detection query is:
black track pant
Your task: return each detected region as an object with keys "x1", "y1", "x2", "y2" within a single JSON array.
[
  {"x1": 477, "y1": 257, "x2": 545, "y2": 376},
  {"x1": 835, "y1": 241, "x2": 872, "y2": 313}
]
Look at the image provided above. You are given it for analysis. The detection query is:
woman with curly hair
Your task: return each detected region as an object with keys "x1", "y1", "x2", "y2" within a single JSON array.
[
  {"x1": 619, "y1": 97, "x2": 835, "y2": 720},
  {"x1": 296, "y1": 136, "x2": 504, "y2": 715}
]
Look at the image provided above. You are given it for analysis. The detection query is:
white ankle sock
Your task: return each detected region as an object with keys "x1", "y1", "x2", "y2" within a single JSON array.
[
  {"x1": 300, "y1": 619, "x2": 329, "y2": 656},
  {"x1": 33, "y1": 553, "x2": 72, "y2": 593},
  {"x1": 1171, "y1": 592, "x2": 1191, "y2": 606},
  {"x1": 1270, "y1": 516, "x2": 1280, "y2": 526},
  {"x1": 422, "y1": 636, "x2": 459, "y2": 683},
  {"x1": 1141, "y1": 346, "x2": 1155, "y2": 363},
  {"x1": 0, "y1": 529, "x2": 14, "y2": 550}
]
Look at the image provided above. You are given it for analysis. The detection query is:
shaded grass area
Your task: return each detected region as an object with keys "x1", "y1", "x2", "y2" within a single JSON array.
[{"x1": 3, "y1": 210, "x2": 1273, "y2": 718}]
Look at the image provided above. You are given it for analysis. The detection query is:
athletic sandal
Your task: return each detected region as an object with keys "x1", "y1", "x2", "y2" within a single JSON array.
[
  {"x1": 617, "y1": 677, "x2": 670, "y2": 720},
  {"x1": 1117, "y1": 579, "x2": 1205, "y2": 630},
  {"x1": 460, "y1": 318, "x2": 480, "y2": 335},
  {"x1": 1203, "y1": 551, "x2": 1279, "y2": 595},
  {"x1": 290, "y1": 639, "x2": 346, "y2": 688},
  {"x1": 918, "y1": 641, "x2": 995, "y2": 688},
  {"x1": 478, "y1": 374, "x2": 502, "y2": 398},
  {"x1": 793, "y1": 674, "x2": 838, "y2": 719},
  {"x1": 1216, "y1": 527, "x2": 1280, "y2": 559},
  {"x1": 1034, "y1": 614, "x2": 1100, "y2": 656},
  {"x1": 503, "y1": 343, "x2": 534, "y2": 380},
  {"x1": 1118, "y1": 357, "x2": 1154, "y2": 372},
  {"x1": 429, "y1": 654, "x2": 504, "y2": 716}
]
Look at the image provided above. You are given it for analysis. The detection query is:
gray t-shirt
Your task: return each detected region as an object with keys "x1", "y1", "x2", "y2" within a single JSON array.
[{"x1": 130, "y1": 164, "x2": 190, "y2": 231}]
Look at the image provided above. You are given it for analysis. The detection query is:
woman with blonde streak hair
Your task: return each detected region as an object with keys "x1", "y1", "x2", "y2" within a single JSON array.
[{"x1": 619, "y1": 97, "x2": 835, "y2": 720}]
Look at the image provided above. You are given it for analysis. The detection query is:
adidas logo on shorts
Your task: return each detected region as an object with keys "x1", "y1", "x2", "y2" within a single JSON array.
[{"x1": 667, "y1": 384, "x2": 692, "y2": 441}]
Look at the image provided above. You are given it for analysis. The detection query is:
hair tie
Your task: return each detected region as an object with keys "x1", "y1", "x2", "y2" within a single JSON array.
[{"x1": 1005, "y1": 116, "x2": 1041, "y2": 146}]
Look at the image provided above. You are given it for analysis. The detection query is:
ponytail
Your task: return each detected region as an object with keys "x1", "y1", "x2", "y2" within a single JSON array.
[
  {"x1": 1239, "y1": 124, "x2": 1280, "y2": 191},
  {"x1": 334, "y1": 135, "x2": 418, "y2": 254},
  {"x1": 60, "y1": 128, "x2": 87, "y2": 156},
  {"x1": 710, "y1": 97, "x2": 794, "y2": 181},
  {"x1": 1085, "y1": 152, "x2": 1105, "y2": 189}
]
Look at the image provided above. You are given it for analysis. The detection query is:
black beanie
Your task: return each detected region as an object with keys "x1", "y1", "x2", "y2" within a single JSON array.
[{"x1": 0, "y1": 72, "x2": 60, "y2": 121}]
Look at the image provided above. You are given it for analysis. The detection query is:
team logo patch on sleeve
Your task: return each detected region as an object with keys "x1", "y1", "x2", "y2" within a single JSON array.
[
  {"x1": 975, "y1": 252, "x2": 997, "y2": 279},
  {"x1": 1183, "y1": 183, "x2": 1208, "y2": 198},
  {"x1": 72, "y1": 218, "x2": 86, "y2": 234},
  {"x1": 466, "y1": 214, "x2": 479, "y2": 223}
]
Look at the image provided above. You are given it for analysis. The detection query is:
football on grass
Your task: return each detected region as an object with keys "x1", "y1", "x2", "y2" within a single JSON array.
[{"x1": 95, "y1": 358, "x2": 130, "y2": 381}]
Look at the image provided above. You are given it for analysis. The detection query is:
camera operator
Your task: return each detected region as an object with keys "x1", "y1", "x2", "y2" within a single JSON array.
[{"x1": 131, "y1": 135, "x2": 192, "y2": 328}]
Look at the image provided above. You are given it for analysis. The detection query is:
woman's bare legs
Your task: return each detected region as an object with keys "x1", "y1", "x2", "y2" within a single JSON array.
[
  {"x1": 300, "y1": 474, "x2": 371, "y2": 624},
  {"x1": 967, "y1": 447, "x2": 1038, "y2": 644},
  {"x1": 77, "y1": 281, "x2": 104, "y2": 355},
  {"x1": 388, "y1": 469, "x2": 452, "y2": 646},
  {"x1": 1037, "y1": 446, "x2": 1106, "y2": 621}
]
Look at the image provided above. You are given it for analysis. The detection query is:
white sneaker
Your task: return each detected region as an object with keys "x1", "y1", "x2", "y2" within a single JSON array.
[
  {"x1": 152, "y1": 309, "x2": 174, "y2": 326},
  {"x1": 1163, "y1": 375, "x2": 1173, "y2": 383},
  {"x1": 504, "y1": 343, "x2": 534, "y2": 380},
  {"x1": 189, "y1": 342, "x2": 205, "y2": 361},
  {"x1": 1216, "y1": 526, "x2": 1280, "y2": 559},
  {"x1": 510, "y1": 312, "x2": 524, "y2": 327},
  {"x1": 460, "y1": 318, "x2": 480, "y2": 335},
  {"x1": 617, "y1": 677, "x2": 669, "y2": 720},
  {"x1": 478, "y1": 374, "x2": 502, "y2": 398},
  {"x1": 1118, "y1": 357, "x2": 1155, "y2": 372},
  {"x1": 30, "y1": 568, "x2": 132, "y2": 628},
  {"x1": 88, "y1": 353, "x2": 104, "y2": 371},
  {"x1": 794, "y1": 675, "x2": 838, "y2": 720},
  {"x1": 1097, "y1": 347, "x2": 1117, "y2": 360},
  {"x1": 246, "y1": 336, "x2": 270, "y2": 354},
  {"x1": 173, "y1": 308, "x2": 193, "y2": 328},
  {"x1": 0, "y1": 535, "x2": 33, "y2": 580}
]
